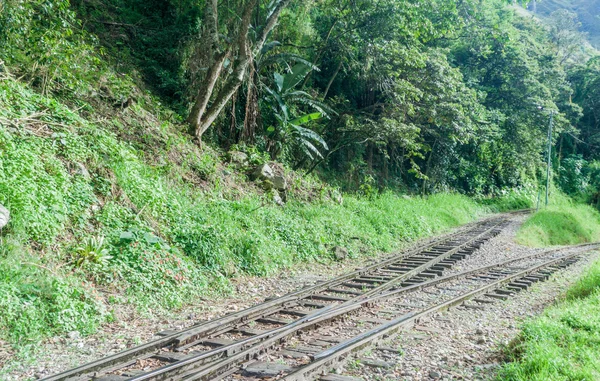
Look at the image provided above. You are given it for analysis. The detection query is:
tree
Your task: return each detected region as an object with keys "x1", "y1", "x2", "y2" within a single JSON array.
[{"x1": 187, "y1": 0, "x2": 292, "y2": 143}]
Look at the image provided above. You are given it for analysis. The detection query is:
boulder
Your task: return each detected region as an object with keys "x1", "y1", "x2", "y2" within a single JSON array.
[
  {"x1": 333, "y1": 246, "x2": 348, "y2": 261},
  {"x1": 272, "y1": 175, "x2": 287, "y2": 190},
  {"x1": 330, "y1": 189, "x2": 343, "y2": 205},
  {"x1": 0, "y1": 205, "x2": 9, "y2": 229},
  {"x1": 252, "y1": 163, "x2": 274, "y2": 181}
]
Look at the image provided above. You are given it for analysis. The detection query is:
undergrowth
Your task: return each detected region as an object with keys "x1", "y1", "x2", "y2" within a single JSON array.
[{"x1": 498, "y1": 257, "x2": 600, "y2": 381}]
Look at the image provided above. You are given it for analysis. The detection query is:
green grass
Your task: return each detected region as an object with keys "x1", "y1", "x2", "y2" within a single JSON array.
[
  {"x1": 516, "y1": 196, "x2": 600, "y2": 247},
  {"x1": 498, "y1": 257, "x2": 600, "y2": 381},
  {"x1": 0, "y1": 77, "x2": 492, "y2": 353}
]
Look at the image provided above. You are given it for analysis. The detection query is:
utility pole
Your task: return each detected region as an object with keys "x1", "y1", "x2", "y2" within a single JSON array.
[{"x1": 545, "y1": 111, "x2": 555, "y2": 206}]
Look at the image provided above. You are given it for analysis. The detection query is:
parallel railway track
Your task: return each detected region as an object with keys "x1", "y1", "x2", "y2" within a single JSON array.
[{"x1": 44, "y1": 211, "x2": 590, "y2": 381}]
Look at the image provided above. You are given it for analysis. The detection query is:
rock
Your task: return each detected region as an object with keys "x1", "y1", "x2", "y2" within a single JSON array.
[
  {"x1": 333, "y1": 246, "x2": 348, "y2": 261},
  {"x1": 67, "y1": 331, "x2": 80, "y2": 340},
  {"x1": 272, "y1": 175, "x2": 287, "y2": 190},
  {"x1": 358, "y1": 358, "x2": 393, "y2": 368},
  {"x1": 75, "y1": 162, "x2": 91, "y2": 179},
  {"x1": 329, "y1": 189, "x2": 343, "y2": 205},
  {"x1": 0, "y1": 204, "x2": 9, "y2": 229},
  {"x1": 476, "y1": 337, "x2": 487, "y2": 344},
  {"x1": 228, "y1": 151, "x2": 248, "y2": 166},
  {"x1": 475, "y1": 328, "x2": 484, "y2": 335},
  {"x1": 262, "y1": 179, "x2": 274, "y2": 190},
  {"x1": 252, "y1": 163, "x2": 274, "y2": 181},
  {"x1": 429, "y1": 370, "x2": 441, "y2": 379},
  {"x1": 272, "y1": 190, "x2": 285, "y2": 206}
]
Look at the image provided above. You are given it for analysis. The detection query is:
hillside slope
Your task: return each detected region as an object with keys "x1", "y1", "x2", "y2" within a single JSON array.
[
  {"x1": 0, "y1": 58, "x2": 495, "y2": 358},
  {"x1": 533, "y1": 0, "x2": 600, "y2": 47}
]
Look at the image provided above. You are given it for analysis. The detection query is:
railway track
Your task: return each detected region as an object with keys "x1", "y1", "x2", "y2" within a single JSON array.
[{"x1": 42, "y1": 212, "x2": 563, "y2": 381}]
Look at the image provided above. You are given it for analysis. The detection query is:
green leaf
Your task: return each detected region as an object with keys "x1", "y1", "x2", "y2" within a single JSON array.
[
  {"x1": 119, "y1": 231, "x2": 134, "y2": 241},
  {"x1": 144, "y1": 232, "x2": 161, "y2": 244},
  {"x1": 282, "y1": 64, "x2": 312, "y2": 92},
  {"x1": 290, "y1": 112, "x2": 322, "y2": 126},
  {"x1": 274, "y1": 72, "x2": 284, "y2": 93}
]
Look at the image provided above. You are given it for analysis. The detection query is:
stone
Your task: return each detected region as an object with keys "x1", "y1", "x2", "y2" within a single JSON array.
[
  {"x1": 476, "y1": 337, "x2": 487, "y2": 344},
  {"x1": 0, "y1": 204, "x2": 9, "y2": 229},
  {"x1": 272, "y1": 175, "x2": 287, "y2": 190},
  {"x1": 242, "y1": 361, "x2": 293, "y2": 377},
  {"x1": 272, "y1": 190, "x2": 285, "y2": 206},
  {"x1": 67, "y1": 331, "x2": 80, "y2": 340},
  {"x1": 228, "y1": 151, "x2": 248, "y2": 165},
  {"x1": 75, "y1": 162, "x2": 91, "y2": 179},
  {"x1": 252, "y1": 163, "x2": 274, "y2": 181},
  {"x1": 262, "y1": 179, "x2": 274, "y2": 190},
  {"x1": 475, "y1": 328, "x2": 484, "y2": 335},
  {"x1": 429, "y1": 370, "x2": 441, "y2": 379},
  {"x1": 333, "y1": 246, "x2": 348, "y2": 261},
  {"x1": 329, "y1": 189, "x2": 344, "y2": 205}
]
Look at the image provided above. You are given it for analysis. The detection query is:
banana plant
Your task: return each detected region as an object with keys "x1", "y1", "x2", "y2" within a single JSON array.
[{"x1": 263, "y1": 63, "x2": 334, "y2": 160}]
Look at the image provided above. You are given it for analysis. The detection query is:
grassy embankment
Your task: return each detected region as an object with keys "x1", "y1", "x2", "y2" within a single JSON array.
[
  {"x1": 516, "y1": 193, "x2": 600, "y2": 247},
  {"x1": 497, "y1": 195, "x2": 600, "y2": 380},
  {"x1": 0, "y1": 76, "x2": 516, "y2": 360}
]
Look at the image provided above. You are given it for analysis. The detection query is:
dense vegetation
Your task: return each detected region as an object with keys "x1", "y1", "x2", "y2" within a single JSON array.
[
  {"x1": 0, "y1": 0, "x2": 599, "y2": 365},
  {"x1": 2, "y1": 0, "x2": 599, "y2": 198},
  {"x1": 499, "y1": 257, "x2": 600, "y2": 380}
]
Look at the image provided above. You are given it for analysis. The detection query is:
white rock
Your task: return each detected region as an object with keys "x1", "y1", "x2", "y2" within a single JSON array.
[{"x1": 0, "y1": 204, "x2": 9, "y2": 229}]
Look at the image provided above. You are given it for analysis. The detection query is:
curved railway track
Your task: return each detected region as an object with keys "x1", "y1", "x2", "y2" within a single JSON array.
[{"x1": 44, "y1": 211, "x2": 588, "y2": 381}]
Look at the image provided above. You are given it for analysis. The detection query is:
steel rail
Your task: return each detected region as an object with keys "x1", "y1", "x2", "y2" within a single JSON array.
[
  {"x1": 119, "y1": 219, "x2": 507, "y2": 380},
  {"x1": 41, "y1": 212, "x2": 523, "y2": 381},
  {"x1": 282, "y1": 244, "x2": 600, "y2": 380},
  {"x1": 41, "y1": 221, "x2": 479, "y2": 381}
]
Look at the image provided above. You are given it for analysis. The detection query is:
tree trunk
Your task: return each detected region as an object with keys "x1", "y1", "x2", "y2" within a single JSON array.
[
  {"x1": 241, "y1": 61, "x2": 258, "y2": 143},
  {"x1": 421, "y1": 140, "x2": 437, "y2": 196},
  {"x1": 323, "y1": 61, "x2": 343, "y2": 100},
  {"x1": 188, "y1": 0, "x2": 292, "y2": 144}
]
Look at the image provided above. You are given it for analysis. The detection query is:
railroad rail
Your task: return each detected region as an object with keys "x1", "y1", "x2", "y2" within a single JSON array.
[
  {"x1": 281, "y1": 242, "x2": 600, "y2": 381},
  {"x1": 43, "y1": 213, "x2": 524, "y2": 381}
]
